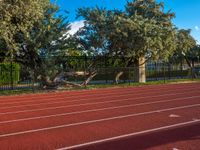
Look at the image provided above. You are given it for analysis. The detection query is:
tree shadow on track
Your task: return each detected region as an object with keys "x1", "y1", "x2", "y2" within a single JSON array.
[{"x1": 75, "y1": 123, "x2": 200, "y2": 150}]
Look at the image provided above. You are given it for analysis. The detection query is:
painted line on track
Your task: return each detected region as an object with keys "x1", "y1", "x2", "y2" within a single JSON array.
[
  {"x1": 1, "y1": 90, "x2": 199, "y2": 115},
  {"x1": 1, "y1": 84, "x2": 199, "y2": 104},
  {"x1": 1, "y1": 85, "x2": 199, "y2": 106},
  {"x1": 1, "y1": 88, "x2": 200, "y2": 109},
  {"x1": 0, "y1": 103, "x2": 199, "y2": 138},
  {"x1": 56, "y1": 119, "x2": 200, "y2": 150},
  {"x1": 0, "y1": 95, "x2": 200, "y2": 124}
]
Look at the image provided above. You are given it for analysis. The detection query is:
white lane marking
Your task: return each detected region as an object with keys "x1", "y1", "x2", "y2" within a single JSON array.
[
  {"x1": 1, "y1": 91, "x2": 200, "y2": 115},
  {"x1": 1, "y1": 85, "x2": 199, "y2": 107},
  {"x1": 173, "y1": 148, "x2": 180, "y2": 150},
  {"x1": 1, "y1": 85, "x2": 198, "y2": 105},
  {"x1": 169, "y1": 114, "x2": 181, "y2": 118},
  {"x1": 0, "y1": 104, "x2": 199, "y2": 138},
  {"x1": 56, "y1": 120, "x2": 200, "y2": 150},
  {"x1": 0, "y1": 95, "x2": 199, "y2": 124},
  {"x1": 0, "y1": 88, "x2": 136, "y2": 105},
  {"x1": 1, "y1": 88, "x2": 199, "y2": 109},
  {"x1": 0, "y1": 83, "x2": 199, "y2": 100},
  {"x1": 0, "y1": 85, "x2": 157, "y2": 102},
  {"x1": 0, "y1": 90, "x2": 167, "y2": 108},
  {"x1": 193, "y1": 118, "x2": 199, "y2": 121}
]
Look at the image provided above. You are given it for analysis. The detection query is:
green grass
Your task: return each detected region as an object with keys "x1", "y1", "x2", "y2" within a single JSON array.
[
  {"x1": 86, "y1": 78, "x2": 200, "y2": 89},
  {"x1": 0, "y1": 78, "x2": 200, "y2": 96},
  {"x1": 0, "y1": 89, "x2": 34, "y2": 96}
]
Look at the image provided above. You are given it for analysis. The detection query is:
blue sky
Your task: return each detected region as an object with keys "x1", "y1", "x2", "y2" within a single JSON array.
[{"x1": 51, "y1": 0, "x2": 200, "y2": 43}]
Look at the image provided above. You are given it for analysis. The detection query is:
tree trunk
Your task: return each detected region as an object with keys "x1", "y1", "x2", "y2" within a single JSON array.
[
  {"x1": 134, "y1": 56, "x2": 146, "y2": 83},
  {"x1": 40, "y1": 71, "x2": 97, "y2": 89},
  {"x1": 183, "y1": 55, "x2": 197, "y2": 78},
  {"x1": 114, "y1": 57, "x2": 134, "y2": 84},
  {"x1": 81, "y1": 71, "x2": 97, "y2": 86},
  {"x1": 115, "y1": 71, "x2": 124, "y2": 84}
]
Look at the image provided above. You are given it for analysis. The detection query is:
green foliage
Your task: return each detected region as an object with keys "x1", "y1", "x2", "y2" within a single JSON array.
[
  {"x1": 176, "y1": 29, "x2": 196, "y2": 55},
  {"x1": 171, "y1": 29, "x2": 197, "y2": 69},
  {"x1": 24, "y1": 4, "x2": 71, "y2": 81},
  {"x1": 0, "y1": 0, "x2": 73, "y2": 81},
  {"x1": 0, "y1": 0, "x2": 49, "y2": 56},
  {"x1": 15, "y1": 3, "x2": 71, "y2": 69},
  {"x1": 186, "y1": 45, "x2": 200, "y2": 59},
  {"x1": 0, "y1": 40, "x2": 7, "y2": 62},
  {"x1": 76, "y1": 0, "x2": 176, "y2": 61},
  {"x1": 0, "y1": 63, "x2": 20, "y2": 84}
]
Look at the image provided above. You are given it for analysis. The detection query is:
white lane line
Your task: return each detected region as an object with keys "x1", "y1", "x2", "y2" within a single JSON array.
[
  {"x1": 0, "y1": 103, "x2": 199, "y2": 138},
  {"x1": 169, "y1": 114, "x2": 181, "y2": 118},
  {"x1": 1, "y1": 85, "x2": 198, "y2": 106},
  {"x1": 1, "y1": 83, "x2": 199, "y2": 105},
  {"x1": 0, "y1": 88, "x2": 136, "y2": 105},
  {"x1": 0, "y1": 90, "x2": 166, "y2": 108},
  {"x1": 0, "y1": 85, "x2": 158, "y2": 102},
  {"x1": 0, "y1": 95, "x2": 199, "y2": 124},
  {"x1": 173, "y1": 148, "x2": 180, "y2": 150},
  {"x1": 56, "y1": 119, "x2": 200, "y2": 150},
  {"x1": 0, "y1": 88, "x2": 141, "y2": 105},
  {"x1": 0, "y1": 85, "x2": 198, "y2": 105},
  {"x1": 1, "y1": 88, "x2": 200, "y2": 109},
  {"x1": 1, "y1": 91, "x2": 199, "y2": 115}
]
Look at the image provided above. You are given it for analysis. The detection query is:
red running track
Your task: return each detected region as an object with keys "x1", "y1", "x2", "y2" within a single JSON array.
[{"x1": 0, "y1": 82, "x2": 200, "y2": 150}]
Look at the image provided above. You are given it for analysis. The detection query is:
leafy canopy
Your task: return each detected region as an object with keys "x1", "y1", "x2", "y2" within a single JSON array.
[
  {"x1": 0, "y1": 0, "x2": 49, "y2": 56},
  {"x1": 77, "y1": 0, "x2": 176, "y2": 61}
]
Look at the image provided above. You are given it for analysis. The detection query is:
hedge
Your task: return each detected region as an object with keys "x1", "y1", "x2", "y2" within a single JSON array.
[{"x1": 0, "y1": 63, "x2": 20, "y2": 84}]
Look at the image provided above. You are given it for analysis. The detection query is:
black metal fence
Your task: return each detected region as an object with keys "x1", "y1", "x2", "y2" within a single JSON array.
[
  {"x1": 0, "y1": 63, "x2": 33, "y2": 91},
  {"x1": 0, "y1": 56, "x2": 200, "y2": 91}
]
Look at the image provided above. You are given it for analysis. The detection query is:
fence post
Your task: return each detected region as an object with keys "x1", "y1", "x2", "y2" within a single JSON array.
[
  {"x1": 84, "y1": 55, "x2": 87, "y2": 88},
  {"x1": 191, "y1": 67, "x2": 194, "y2": 80},
  {"x1": 155, "y1": 62, "x2": 158, "y2": 81},
  {"x1": 163, "y1": 62, "x2": 166, "y2": 83},
  {"x1": 128, "y1": 67, "x2": 131, "y2": 85},
  {"x1": 10, "y1": 60, "x2": 14, "y2": 90},
  {"x1": 180, "y1": 58, "x2": 183, "y2": 79},
  {"x1": 32, "y1": 69, "x2": 35, "y2": 93},
  {"x1": 105, "y1": 55, "x2": 108, "y2": 84},
  {"x1": 168, "y1": 63, "x2": 171, "y2": 80}
]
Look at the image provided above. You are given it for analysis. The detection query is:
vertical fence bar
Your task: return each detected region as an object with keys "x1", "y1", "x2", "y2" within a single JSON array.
[
  {"x1": 128, "y1": 67, "x2": 131, "y2": 85},
  {"x1": 10, "y1": 60, "x2": 14, "y2": 90},
  {"x1": 84, "y1": 55, "x2": 87, "y2": 88},
  {"x1": 105, "y1": 55, "x2": 108, "y2": 84},
  {"x1": 155, "y1": 62, "x2": 158, "y2": 81},
  {"x1": 32, "y1": 69, "x2": 35, "y2": 93},
  {"x1": 191, "y1": 67, "x2": 194, "y2": 80},
  {"x1": 168, "y1": 63, "x2": 171, "y2": 80},
  {"x1": 0, "y1": 67, "x2": 1, "y2": 90},
  {"x1": 180, "y1": 58, "x2": 183, "y2": 79},
  {"x1": 192, "y1": 58, "x2": 195, "y2": 80},
  {"x1": 163, "y1": 62, "x2": 166, "y2": 83}
]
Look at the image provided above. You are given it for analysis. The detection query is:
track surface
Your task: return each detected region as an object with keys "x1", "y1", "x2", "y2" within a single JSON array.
[{"x1": 0, "y1": 83, "x2": 200, "y2": 150}]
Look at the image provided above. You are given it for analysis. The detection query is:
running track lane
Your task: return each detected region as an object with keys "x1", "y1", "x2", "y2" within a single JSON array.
[
  {"x1": 1, "y1": 85, "x2": 199, "y2": 114},
  {"x1": 0, "y1": 82, "x2": 199, "y2": 102},
  {"x1": 0, "y1": 106, "x2": 199, "y2": 150},
  {"x1": 0, "y1": 82, "x2": 199, "y2": 150},
  {"x1": 0, "y1": 87, "x2": 199, "y2": 122},
  {"x1": 0, "y1": 97, "x2": 200, "y2": 135},
  {"x1": 0, "y1": 85, "x2": 200, "y2": 109}
]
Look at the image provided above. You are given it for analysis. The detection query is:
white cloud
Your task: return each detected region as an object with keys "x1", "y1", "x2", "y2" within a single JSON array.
[
  {"x1": 195, "y1": 26, "x2": 199, "y2": 31},
  {"x1": 68, "y1": 20, "x2": 85, "y2": 35}
]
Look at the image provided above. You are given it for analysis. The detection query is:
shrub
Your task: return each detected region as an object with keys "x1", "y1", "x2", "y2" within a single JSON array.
[{"x1": 0, "y1": 63, "x2": 20, "y2": 84}]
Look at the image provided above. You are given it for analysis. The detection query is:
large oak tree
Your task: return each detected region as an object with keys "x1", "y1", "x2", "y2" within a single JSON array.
[{"x1": 77, "y1": 0, "x2": 176, "y2": 83}]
